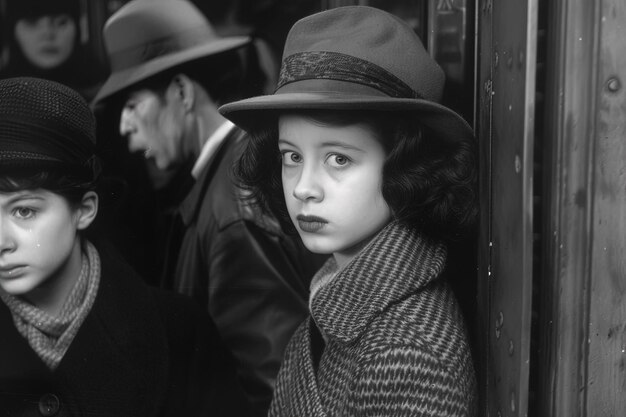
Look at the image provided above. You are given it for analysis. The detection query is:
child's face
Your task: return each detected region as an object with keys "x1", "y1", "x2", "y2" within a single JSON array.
[
  {"x1": 14, "y1": 14, "x2": 77, "y2": 70},
  {"x1": 278, "y1": 115, "x2": 392, "y2": 267},
  {"x1": 0, "y1": 189, "x2": 85, "y2": 299}
]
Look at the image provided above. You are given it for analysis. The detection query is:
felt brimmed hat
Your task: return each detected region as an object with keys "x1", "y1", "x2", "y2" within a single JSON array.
[
  {"x1": 92, "y1": 0, "x2": 250, "y2": 105},
  {"x1": 219, "y1": 6, "x2": 473, "y2": 142}
]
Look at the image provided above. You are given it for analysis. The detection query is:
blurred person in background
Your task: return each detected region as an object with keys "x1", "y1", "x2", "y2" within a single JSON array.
[
  {"x1": 0, "y1": 0, "x2": 106, "y2": 101},
  {"x1": 92, "y1": 1, "x2": 324, "y2": 415}
]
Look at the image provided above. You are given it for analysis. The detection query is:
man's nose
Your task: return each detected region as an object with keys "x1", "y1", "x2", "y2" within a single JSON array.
[{"x1": 119, "y1": 108, "x2": 135, "y2": 137}]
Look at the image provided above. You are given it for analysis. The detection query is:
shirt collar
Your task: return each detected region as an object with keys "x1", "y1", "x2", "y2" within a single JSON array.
[
  {"x1": 191, "y1": 120, "x2": 235, "y2": 179},
  {"x1": 310, "y1": 221, "x2": 447, "y2": 343}
]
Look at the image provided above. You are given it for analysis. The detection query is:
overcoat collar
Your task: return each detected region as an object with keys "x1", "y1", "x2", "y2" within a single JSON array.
[
  {"x1": 179, "y1": 127, "x2": 241, "y2": 226},
  {"x1": 310, "y1": 221, "x2": 447, "y2": 343}
]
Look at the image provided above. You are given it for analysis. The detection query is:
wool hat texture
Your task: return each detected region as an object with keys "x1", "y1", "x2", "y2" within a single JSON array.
[{"x1": 0, "y1": 77, "x2": 99, "y2": 180}]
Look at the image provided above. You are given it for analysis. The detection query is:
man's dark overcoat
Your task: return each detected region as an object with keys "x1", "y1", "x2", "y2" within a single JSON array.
[{"x1": 166, "y1": 126, "x2": 324, "y2": 416}]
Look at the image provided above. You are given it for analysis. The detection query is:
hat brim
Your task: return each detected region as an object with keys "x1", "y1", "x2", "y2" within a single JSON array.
[
  {"x1": 93, "y1": 36, "x2": 250, "y2": 106},
  {"x1": 219, "y1": 92, "x2": 474, "y2": 142}
]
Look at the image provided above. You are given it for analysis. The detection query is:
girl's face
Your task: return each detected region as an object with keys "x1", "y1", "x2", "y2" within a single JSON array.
[
  {"x1": 14, "y1": 14, "x2": 77, "y2": 69},
  {"x1": 0, "y1": 189, "x2": 96, "y2": 305},
  {"x1": 278, "y1": 115, "x2": 392, "y2": 267}
]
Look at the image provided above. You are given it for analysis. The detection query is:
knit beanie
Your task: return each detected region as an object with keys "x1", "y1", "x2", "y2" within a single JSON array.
[{"x1": 0, "y1": 77, "x2": 100, "y2": 181}]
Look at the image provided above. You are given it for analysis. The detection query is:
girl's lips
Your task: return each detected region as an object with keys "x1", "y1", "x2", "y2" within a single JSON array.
[
  {"x1": 0, "y1": 265, "x2": 26, "y2": 279},
  {"x1": 296, "y1": 215, "x2": 328, "y2": 233}
]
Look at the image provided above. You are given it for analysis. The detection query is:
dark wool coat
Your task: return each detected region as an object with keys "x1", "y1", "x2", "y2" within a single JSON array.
[
  {"x1": 0, "y1": 241, "x2": 248, "y2": 417},
  {"x1": 269, "y1": 222, "x2": 478, "y2": 417},
  {"x1": 163, "y1": 126, "x2": 325, "y2": 417}
]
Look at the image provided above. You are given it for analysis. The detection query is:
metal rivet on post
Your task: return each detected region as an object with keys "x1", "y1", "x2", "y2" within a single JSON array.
[{"x1": 607, "y1": 77, "x2": 621, "y2": 92}]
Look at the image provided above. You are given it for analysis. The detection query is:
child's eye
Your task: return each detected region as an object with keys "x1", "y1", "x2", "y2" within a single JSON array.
[
  {"x1": 326, "y1": 153, "x2": 351, "y2": 168},
  {"x1": 13, "y1": 207, "x2": 36, "y2": 220},
  {"x1": 53, "y1": 15, "x2": 72, "y2": 28},
  {"x1": 281, "y1": 151, "x2": 302, "y2": 167}
]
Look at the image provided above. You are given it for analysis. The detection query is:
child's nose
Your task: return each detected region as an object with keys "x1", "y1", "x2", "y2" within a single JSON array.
[
  {"x1": 0, "y1": 221, "x2": 16, "y2": 255},
  {"x1": 293, "y1": 165, "x2": 323, "y2": 202}
]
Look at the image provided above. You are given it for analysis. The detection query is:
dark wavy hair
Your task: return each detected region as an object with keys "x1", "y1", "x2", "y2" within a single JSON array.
[
  {"x1": 235, "y1": 110, "x2": 478, "y2": 242},
  {"x1": 0, "y1": 166, "x2": 98, "y2": 210}
]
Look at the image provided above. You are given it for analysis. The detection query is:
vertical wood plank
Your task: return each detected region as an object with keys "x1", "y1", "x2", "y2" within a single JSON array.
[
  {"x1": 475, "y1": 0, "x2": 493, "y2": 414},
  {"x1": 476, "y1": 0, "x2": 537, "y2": 415},
  {"x1": 539, "y1": 1, "x2": 602, "y2": 415},
  {"x1": 586, "y1": 0, "x2": 626, "y2": 414}
]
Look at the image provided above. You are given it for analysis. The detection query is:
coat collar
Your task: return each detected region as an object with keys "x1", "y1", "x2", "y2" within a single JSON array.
[
  {"x1": 179, "y1": 126, "x2": 241, "y2": 226},
  {"x1": 310, "y1": 221, "x2": 447, "y2": 343}
]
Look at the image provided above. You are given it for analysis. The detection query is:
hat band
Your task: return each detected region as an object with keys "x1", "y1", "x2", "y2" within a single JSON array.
[
  {"x1": 0, "y1": 116, "x2": 98, "y2": 178},
  {"x1": 277, "y1": 51, "x2": 421, "y2": 99},
  {"x1": 108, "y1": 25, "x2": 214, "y2": 72}
]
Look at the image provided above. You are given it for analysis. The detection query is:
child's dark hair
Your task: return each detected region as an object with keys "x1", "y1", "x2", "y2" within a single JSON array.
[
  {"x1": 0, "y1": 167, "x2": 97, "y2": 209},
  {"x1": 235, "y1": 110, "x2": 478, "y2": 242}
]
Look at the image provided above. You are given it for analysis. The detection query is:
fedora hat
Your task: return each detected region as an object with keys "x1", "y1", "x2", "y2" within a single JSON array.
[
  {"x1": 92, "y1": 0, "x2": 250, "y2": 105},
  {"x1": 219, "y1": 6, "x2": 473, "y2": 142}
]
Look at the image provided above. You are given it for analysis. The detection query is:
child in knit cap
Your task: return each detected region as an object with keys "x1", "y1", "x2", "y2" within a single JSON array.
[
  {"x1": 0, "y1": 77, "x2": 248, "y2": 417},
  {"x1": 220, "y1": 6, "x2": 478, "y2": 416}
]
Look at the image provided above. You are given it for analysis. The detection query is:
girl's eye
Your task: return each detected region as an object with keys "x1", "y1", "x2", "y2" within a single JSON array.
[
  {"x1": 54, "y1": 15, "x2": 72, "y2": 27},
  {"x1": 13, "y1": 207, "x2": 36, "y2": 220},
  {"x1": 327, "y1": 153, "x2": 351, "y2": 168},
  {"x1": 281, "y1": 151, "x2": 302, "y2": 166}
]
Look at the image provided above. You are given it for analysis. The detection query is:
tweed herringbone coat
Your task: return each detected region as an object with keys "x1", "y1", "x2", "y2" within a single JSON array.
[{"x1": 269, "y1": 222, "x2": 478, "y2": 417}]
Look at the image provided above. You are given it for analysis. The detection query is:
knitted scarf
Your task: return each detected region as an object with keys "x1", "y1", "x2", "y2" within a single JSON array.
[{"x1": 0, "y1": 241, "x2": 101, "y2": 370}]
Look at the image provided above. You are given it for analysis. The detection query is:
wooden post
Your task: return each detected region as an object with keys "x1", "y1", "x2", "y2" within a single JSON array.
[
  {"x1": 476, "y1": 0, "x2": 537, "y2": 415},
  {"x1": 540, "y1": 0, "x2": 626, "y2": 415}
]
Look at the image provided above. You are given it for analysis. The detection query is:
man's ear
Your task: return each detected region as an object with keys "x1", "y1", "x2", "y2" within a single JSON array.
[
  {"x1": 76, "y1": 191, "x2": 99, "y2": 230},
  {"x1": 170, "y1": 73, "x2": 195, "y2": 111}
]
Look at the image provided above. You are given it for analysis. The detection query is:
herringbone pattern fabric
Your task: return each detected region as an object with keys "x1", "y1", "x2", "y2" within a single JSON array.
[{"x1": 269, "y1": 222, "x2": 477, "y2": 416}]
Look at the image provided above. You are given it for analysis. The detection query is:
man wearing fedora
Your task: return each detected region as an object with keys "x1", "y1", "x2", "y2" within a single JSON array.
[{"x1": 92, "y1": 0, "x2": 322, "y2": 415}]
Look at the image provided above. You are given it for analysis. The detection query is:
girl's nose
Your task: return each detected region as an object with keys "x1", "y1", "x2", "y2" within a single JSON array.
[
  {"x1": 293, "y1": 165, "x2": 323, "y2": 202},
  {"x1": 0, "y1": 221, "x2": 16, "y2": 255},
  {"x1": 39, "y1": 17, "x2": 56, "y2": 39}
]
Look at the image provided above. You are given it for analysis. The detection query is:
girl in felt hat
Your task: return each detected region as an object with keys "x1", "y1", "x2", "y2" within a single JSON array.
[
  {"x1": 0, "y1": 77, "x2": 249, "y2": 417},
  {"x1": 220, "y1": 6, "x2": 478, "y2": 417}
]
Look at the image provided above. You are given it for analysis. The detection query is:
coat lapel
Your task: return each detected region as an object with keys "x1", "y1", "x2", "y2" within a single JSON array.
[
  {"x1": 271, "y1": 318, "x2": 328, "y2": 417},
  {"x1": 310, "y1": 221, "x2": 447, "y2": 343},
  {"x1": 58, "y1": 241, "x2": 169, "y2": 416}
]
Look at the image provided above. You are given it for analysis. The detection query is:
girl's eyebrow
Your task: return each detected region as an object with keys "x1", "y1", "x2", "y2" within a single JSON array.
[
  {"x1": 278, "y1": 138, "x2": 365, "y2": 153},
  {"x1": 6, "y1": 193, "x2": 45, "y2": 204},
  {"x1": 320, "y1": 141, "x2": 365, "y2": 152}
]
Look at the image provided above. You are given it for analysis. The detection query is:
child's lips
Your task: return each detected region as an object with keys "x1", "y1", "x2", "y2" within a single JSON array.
[
  {"x1": 0, "y1": 265, "x2": 26, "y2": 279},
  {"x1": 296, "y1": 214, "x2": 328, "y2": 233}
]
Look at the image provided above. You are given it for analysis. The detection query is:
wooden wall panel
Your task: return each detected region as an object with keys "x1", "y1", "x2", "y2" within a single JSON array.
[
  {"x1": 476, "y1": 0, "x2": 537, "y2": 415},
  {"x1": 586, "y1": 0, "x2": 626, "y2": 413},
  {"x1": 541, "y1": 0, "x2": 626, "y2": 416}
]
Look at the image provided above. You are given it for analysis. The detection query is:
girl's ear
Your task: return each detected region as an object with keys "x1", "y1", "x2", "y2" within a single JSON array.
[{"x1": 76, "y1": 191, "x2": 98, "y2": 230}]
